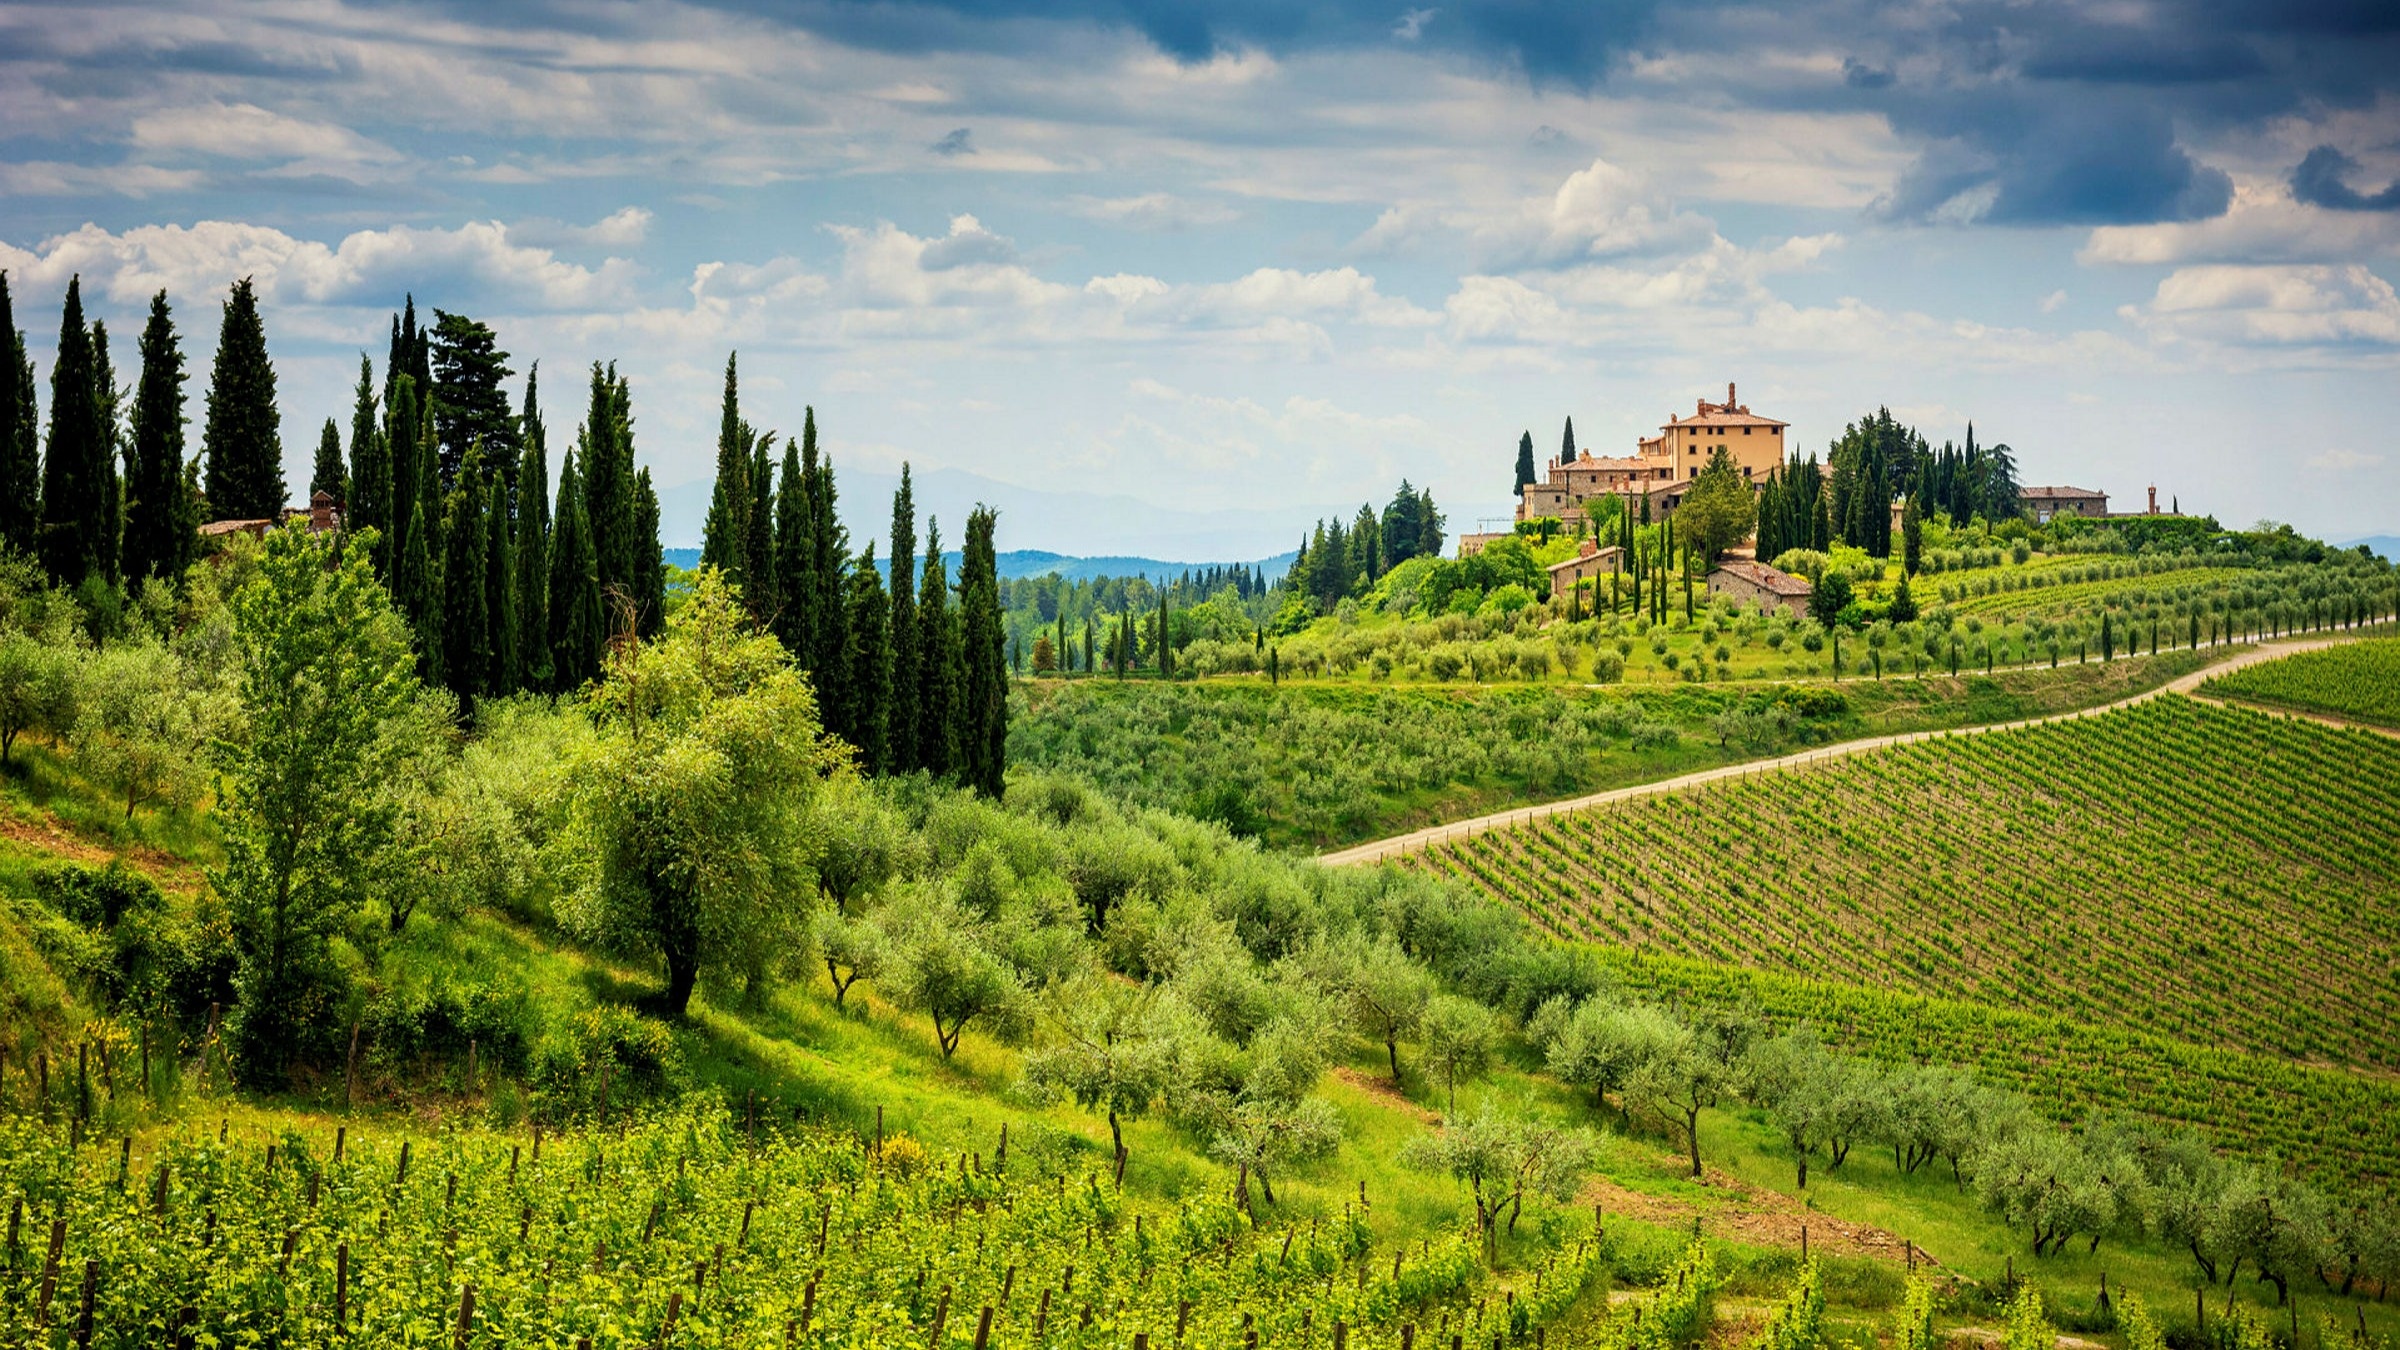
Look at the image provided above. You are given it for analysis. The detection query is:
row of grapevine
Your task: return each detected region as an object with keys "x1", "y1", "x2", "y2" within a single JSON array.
[
  {"x1": 2203, "y1": 639, "x2": 2400, "y2": 730},
  {"x1": 0, "y1": 1107, "x2": 1622, "y2": 1348}
]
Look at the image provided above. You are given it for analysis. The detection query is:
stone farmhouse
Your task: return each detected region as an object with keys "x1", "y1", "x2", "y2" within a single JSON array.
[
  {"x1": 1706, "y1": 558, "x2": 1813, "y2": 617},
  {"x1": 197, "y1": 490, "x2": 343, "y2": 544},
  {"x1": 1518, "y1": 383, "x2": 1788, "y2": 530},
  {"x1": 2018, "y1": 484, "x2": 2108, "y2": 523},
  {"x1": 1545, "y1": 537, "x2": 1625, "y2": 602}
]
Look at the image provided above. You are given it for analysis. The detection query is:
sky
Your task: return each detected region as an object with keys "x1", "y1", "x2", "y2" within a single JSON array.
[{"x1": 1, "y1": 0, "x2": 2396, "y2": 558}]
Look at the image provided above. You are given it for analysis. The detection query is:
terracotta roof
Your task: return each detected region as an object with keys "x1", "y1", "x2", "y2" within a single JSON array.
[
  {"x1": 2019, "y1": 485, "x2": 2107, "y2": 500},
  {"x1": 1562, "y1": 455, "x2": 1650, "y2": 473},
  {"x1": 1664, "y1": 409, "x2": 1788, "y2": 430},
  {"x1": 1708, "y1": 559, "x2": 1812, "y2": 597},
  {"x1": 198, "y1": 518, "x2": 273, "y2": 537},
  {"x1": 1548, "y1": 544, "x2": 1624, "y2": 572}
]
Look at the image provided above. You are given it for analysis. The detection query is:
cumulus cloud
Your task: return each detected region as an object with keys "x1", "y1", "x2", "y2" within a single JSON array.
[
  {"x1": 2123, "y1": 264, "x2": 2400, "y2": 352},
  {"x1": 2290, "y1": 146, "x2": 2400, "y2": 212},
  {"x1": 1065, "y1": 193, "x2": 1239, "y2": 231},
  {"x1": 2080, "y1": 183, "x2": 2400, "y2": 265},
  {"x1": 509, "y1": 208, "x2": 655, "y2": 250},
  {"x1": 1473, "y1": 157, "x2": 1716, "y2": 269},
  {"x1": 0, "y1": 218, "x2": 639, "y2": 311}
]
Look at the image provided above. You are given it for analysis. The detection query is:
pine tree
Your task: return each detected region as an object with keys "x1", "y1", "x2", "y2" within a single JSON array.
[
  {"x1": 346, "y1": 356, "x2": 390, "y2": 572},
  {"x1": 885, "y1": 464, "x2": 920, "y2": 772},
  {"x1": 202, "y1": 277, "x2": 284, "y2": 521},
  {"x1": 1513, "y1": 430, "x2": 1536, "y2": 498},
  {"x1": 773, "y1": 436, "x2": 812, "y2": 656},
  {"x1": 700, "y1": 352, "x2": 750, "y2": 587},
  {"x1": 840, "y1": 543, "x2": 890, "y2": 773},
  {"x1": 311, "y1": 418, "x2": 346, "y2": 506},
  {"x1": 633, "y1": 469, "x2": 664, "y2": 639},
  {"x1": 514, "y1": 364, "x2": 552, "y2": 693},
  {"x1": 916, "y1": 519, "x2": 958, "y2": 776},
  {"x1": 122, "y1": 291, "x2": 193, "y2": 592},
  {"x1": 428, "y1": 310, "x2": 517, "y2": 490},
  {"x1": 442, "y1": 450, "x2": 491, "y2": 702},
  {"x1": 547, "y1": 449, "x2": 603, "y2": 692},
  {"x1": 486, "y1": 469, "x2": 517, "y2": 696},
  {"x1": 38, "y1": 276, "x2": 108, "y2": 585},
  {"x1": 0, "y1": 272, "x2": 37, "y2": 557},
  {"x1": 960, "y1": 506, "x2": 1005, "y2": 797}
]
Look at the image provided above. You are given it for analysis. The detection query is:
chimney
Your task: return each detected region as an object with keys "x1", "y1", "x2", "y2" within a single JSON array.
[
  {"x1": 2148, "y1": 484, "x2": 2157, "y2": 515},
  {"x1": 1579, "y1": 538, "x2": 1598, "y2": 558},
  {"x1": 311, "y1": 489, "x2": 334, "y2": 533},
  {"x1": 1727, "y1": 381, "x2": 1737, "y2": 409}
]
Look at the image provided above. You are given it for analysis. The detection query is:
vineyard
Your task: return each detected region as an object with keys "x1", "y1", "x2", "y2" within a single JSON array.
[
  {"x1": 2202, "y1": 638, "x2": 2400, "y2": 729},
  {"x1": 0, "y1": 1106, "x2": 1642, "y2": 1348},
  {"x1": 1407, "y1": 697, "x2": 2400, "y2": 1173}
]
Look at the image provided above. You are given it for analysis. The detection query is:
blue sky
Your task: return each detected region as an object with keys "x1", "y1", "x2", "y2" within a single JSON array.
[{"x1": 2, "y1": 0, "x2": 2396, "y2": 556}]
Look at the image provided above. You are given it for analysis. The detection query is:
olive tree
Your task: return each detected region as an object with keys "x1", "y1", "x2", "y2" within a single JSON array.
[
  {"x1": 1310, "y1": 934, "x2": 1433, "y2": 1082},
  {"x1": 1400, "y1": 1101, "x2": 1596, "y2": 1263},
  {"x1": 878, "y1": 891, "x2": 1035, "y2": 1061},
  {"x1": 1550, "y1": 999, "x2": 1678, "y2": 1124},
  {"x1": 1627, "y1": 1012, "x2": 1737, "y2": 1178},
  {"x1": 1419, "y1": 993, "x2": 1498, "y2": 1114},
  {"x1": 214, "y1": 522, "x2": 419, "y2": 1083},
  {"x1": 73, "y1": 637, "x2": 226, "y2": 818},
  {"x1": 1020, "y1": 972, "x2": 1176, "y2": 1183},
  {"x1": 563, "y1": 568, "x2": 842, "y2": 1018}
]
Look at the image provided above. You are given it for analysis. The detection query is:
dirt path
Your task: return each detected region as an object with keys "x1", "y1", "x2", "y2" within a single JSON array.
[
  {"x1": 1316, "y1": 634, "x2": 2364, "y2": 867},
  {"x1": 1580, "y1": 1162, "x2": 1943, "y2": 1269}
]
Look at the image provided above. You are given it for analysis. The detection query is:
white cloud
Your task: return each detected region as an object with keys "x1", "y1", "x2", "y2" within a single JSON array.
[
  {"x1": 2306, "y1": 448, "x2": 2385, "y2": 470},
  {"x1": 509, "y1": 207, "x2": 655, "y2": 250},
  {"x1": 1065, "y1": 193, "x2": 1240, "y2": 231},
  {"x1": 2040, "y1": 289, "x2": 2068, "y2": 313},
  {"x1": 0, "y1": 162, "x2": 205, "y2": 197},
  {"x1": 2081, "y1": 183, "x2": 2400, "y2": 266},
  {"x1": 2124, "y1": 264, "x2": 2400, "y2": 352},
  {"x1": 130, "y1": 102, "x2": 404, "y2": 181},
  {"x1": 1472, "y1": 157, "x2": 1717, "y2": 270}
]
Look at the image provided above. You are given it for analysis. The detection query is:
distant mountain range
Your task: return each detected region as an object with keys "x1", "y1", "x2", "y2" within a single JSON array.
[
  {"x1": 2338, "y1": 535, "x2": 2399, "y2": 561},
  {"x1": 662, "y1": 546, "x2": 1296, "y2": 585},
  {"x1": 654, "y1": 462, "x2": 1345, "y2": 562}
]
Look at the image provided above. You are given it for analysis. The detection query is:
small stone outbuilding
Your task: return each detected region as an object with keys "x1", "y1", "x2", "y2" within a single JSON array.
[
  {"x1": 1546, "y1": 538, "x2": 1625, "y2": 603},
  {"x1": 1706, "y1": 559, "x2": 1812, "y2": 618}
]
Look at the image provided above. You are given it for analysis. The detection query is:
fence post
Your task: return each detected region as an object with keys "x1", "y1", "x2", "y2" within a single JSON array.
[
  {"x1": 37, "y1": 1218, "x2": 66, "y2": 1324},
  {"x1": 75, "y1": 1259, "x2": 97, "y2": 1350},
  {"x1": 336, "y1": 1242, "x2": 349, "y2": 1333}
]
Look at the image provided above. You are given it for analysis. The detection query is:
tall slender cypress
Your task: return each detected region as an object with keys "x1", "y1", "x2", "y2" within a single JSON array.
[
  {"x1": 515, "y1": 364, "x2": 552, "y2": 693},
  {"x1": 91, "y1": 319, "x2": 123, "y2": 584},
  {"x1": 840, "y1": 543, "x2": 890, "y2": 773},
  {"x1": 400, "y1": 495, "x2": 442, "y2": 686},
  {"x1": 486, "y1": 469, "x2": 517, "y2": 696},
  {"x1": 916, "y1": 519, "x2": 957, "y2": 776},
  {"x1": 802, "y1": 409, "x2": 847, "y2": 673},
  {"x1": 123, "y1": 291, "x2": 192, "y2": 591},
  {"x1": 547, "y1": 449, "x2": 603, "y2": 691},
  {"x1": 582, "y1": 364, "x2": 637, "y2": 611},
  {"x1": 744, "y1": 431, "x2": 776, "y2": 622},
  {"x1": 442, "y1": 450, "x2": 491, "y2": 702},
  {"x1": 201, "y1": 277, "x2": 284, "y2": 521},
  {"x1": 38, "y1": 276, "x2": 108, "y2": 585},
  {"x1": 959, "y1": 505, "x2": 1006, "y2": 798},
  {"x1": 387, "y1": 372, "x2": 422, "y2": 585},
  {"x1": 773, "y1": 435, "x2": 812, "y2": 656},
  {"x1": 633, "y1": 468, "x2": 664, "y2": 639},
  {"x1": 346, "y1": 356, "x2": 389, "y2": 571},
  {"x1": 700, "y1": 352, "x2": 750, "y2": 586},
  {"x1": 0, "y1": 272, "x2": 36, "y2": 556},
  {"x1": 885, "y1": 465, "x2": 920, "y2": 771},
  {"x1": 310, "y1": 418, "x2": 346, "y2": 505}
]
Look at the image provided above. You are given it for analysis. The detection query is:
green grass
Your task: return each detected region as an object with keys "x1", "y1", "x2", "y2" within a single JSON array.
[{"x1": 2204, "y1": 638, "x2": 2400, "y2": 729}]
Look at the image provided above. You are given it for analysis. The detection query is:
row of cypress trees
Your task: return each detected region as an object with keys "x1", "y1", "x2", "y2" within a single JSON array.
[
  {"x1": 0, "y1": 272, "x2": 287, "y2": 596},
  {"x1": 342, "y1": 305, "x2": 665, "y2": 709},
  {"x1": 698, "y1": 355, "x2": 1006, "y2": 795}
]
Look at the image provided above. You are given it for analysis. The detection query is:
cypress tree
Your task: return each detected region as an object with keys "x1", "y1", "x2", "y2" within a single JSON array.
[
  {"x1": 442, "y1": 451, "x2": 491, "y2": 701},
  {"x1": 123, "y1": 290, "x2": 196, "y2": 592},
  {"x1": 633, "y1": 468, "x2": 665, "y2": 639},
  {"x1": 700, "y1": 352, "x2": 750, "y2": 586},
  {"x1": 803, "y1": 409, "x2": 846, "y2": 673},
  {"x1": 916, "y1": 519, "x2": 958, "y2": 776},
  {"x1": 886, "y1": 465, "x2": 921, "y2": 770},
  {"x1": 384, "y1": 296, "x2": 430, "y2": 415},
  {"x1": 91, "y1": 319, "x2": 124, "y2": 584},
  {"x1": 1513, "y1": 430, "x2": 1535, "y2": 498},
  {"x1": 386, "y1": 372, "x2": 421, "y2": 585},
  {"x1": 486, "y1": 469, "x2": 517, "y2": 695},
  {"x1": 400, "y1": 495, "x2": 442, "y2": 686},
  {"x1": 514, "y1": 364, "x2": 552, "y2": 693},
  {"x1": 346, "y1": 356, "x2": 389, "y2": 572},
  {"x1": 959, "y1": 506, "x2": 1005, "y2": 797},
  {"x1": 581, "y1": 363, "x2": 637, "y2": 609},
  {"x1": 745, "y1": 431, "x2": 776, "y2": 623},
  {"x1": 0, "y1": 272, "x2": 37, "y2": 557},
  {"x1": 547, "y1": 449, "x2": 603, "y2": 692},
  {"x1": 414, "y1": 393, "x2": 443, "y2": 617},
  {"x1": 38, "y1": 276, "x2": 108, "y2": 585},
  {"x1": 773, "y1": 436, "x2": 812, "y2": 656},
  {"x1": 311, "y1": 418, "x2": 346, "y2": 506},
  {"x1": 840, "y1": 543, "x2": 890, "y2": 773},
  {"x1": 1561, "y1": 416, "x2": 1577, "y2": 464},
  {"x1": 202, "y1": 277, "x2": 284, "y2": 521}
]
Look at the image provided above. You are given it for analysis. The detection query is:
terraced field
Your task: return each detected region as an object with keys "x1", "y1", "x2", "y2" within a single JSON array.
[
  {"x1": 1408, "y1": 696, "x2": 2400, "y2": 1072},
  {"x1": 2203, "y1": 637, "x2": 2400, "y2": 728}
]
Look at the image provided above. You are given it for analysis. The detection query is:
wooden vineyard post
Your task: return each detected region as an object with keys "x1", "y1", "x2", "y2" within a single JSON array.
[
  {"x1": 140, "y1": 1024, "x2": 152, "y2": 1104},
  {"x1": 453, "y1": 1284, "x2": 476, "y2": 1350},
  {"x1": 1800, "y1": 1224, "x2": 1807, "y2": 1261},
  {"x1": 1133, "y1": 1336, "x2": 1149, "y2": 1350},
  {"x1": 37, "y1": 1218, "x2": 65, "y2": 1324},
  {"x1": 973, "y1": 1307, "x2": 993, "y2": 1350},
  {"x1": 336, "y1": 1242, "x2": 349, "y2": 1333},
  {"x1": 659, "y1": 1291, "x2": 683, "y2": 1346},
  {"x1": 74, "y1": 1258, "x2": 97, "y2": 1350}
]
